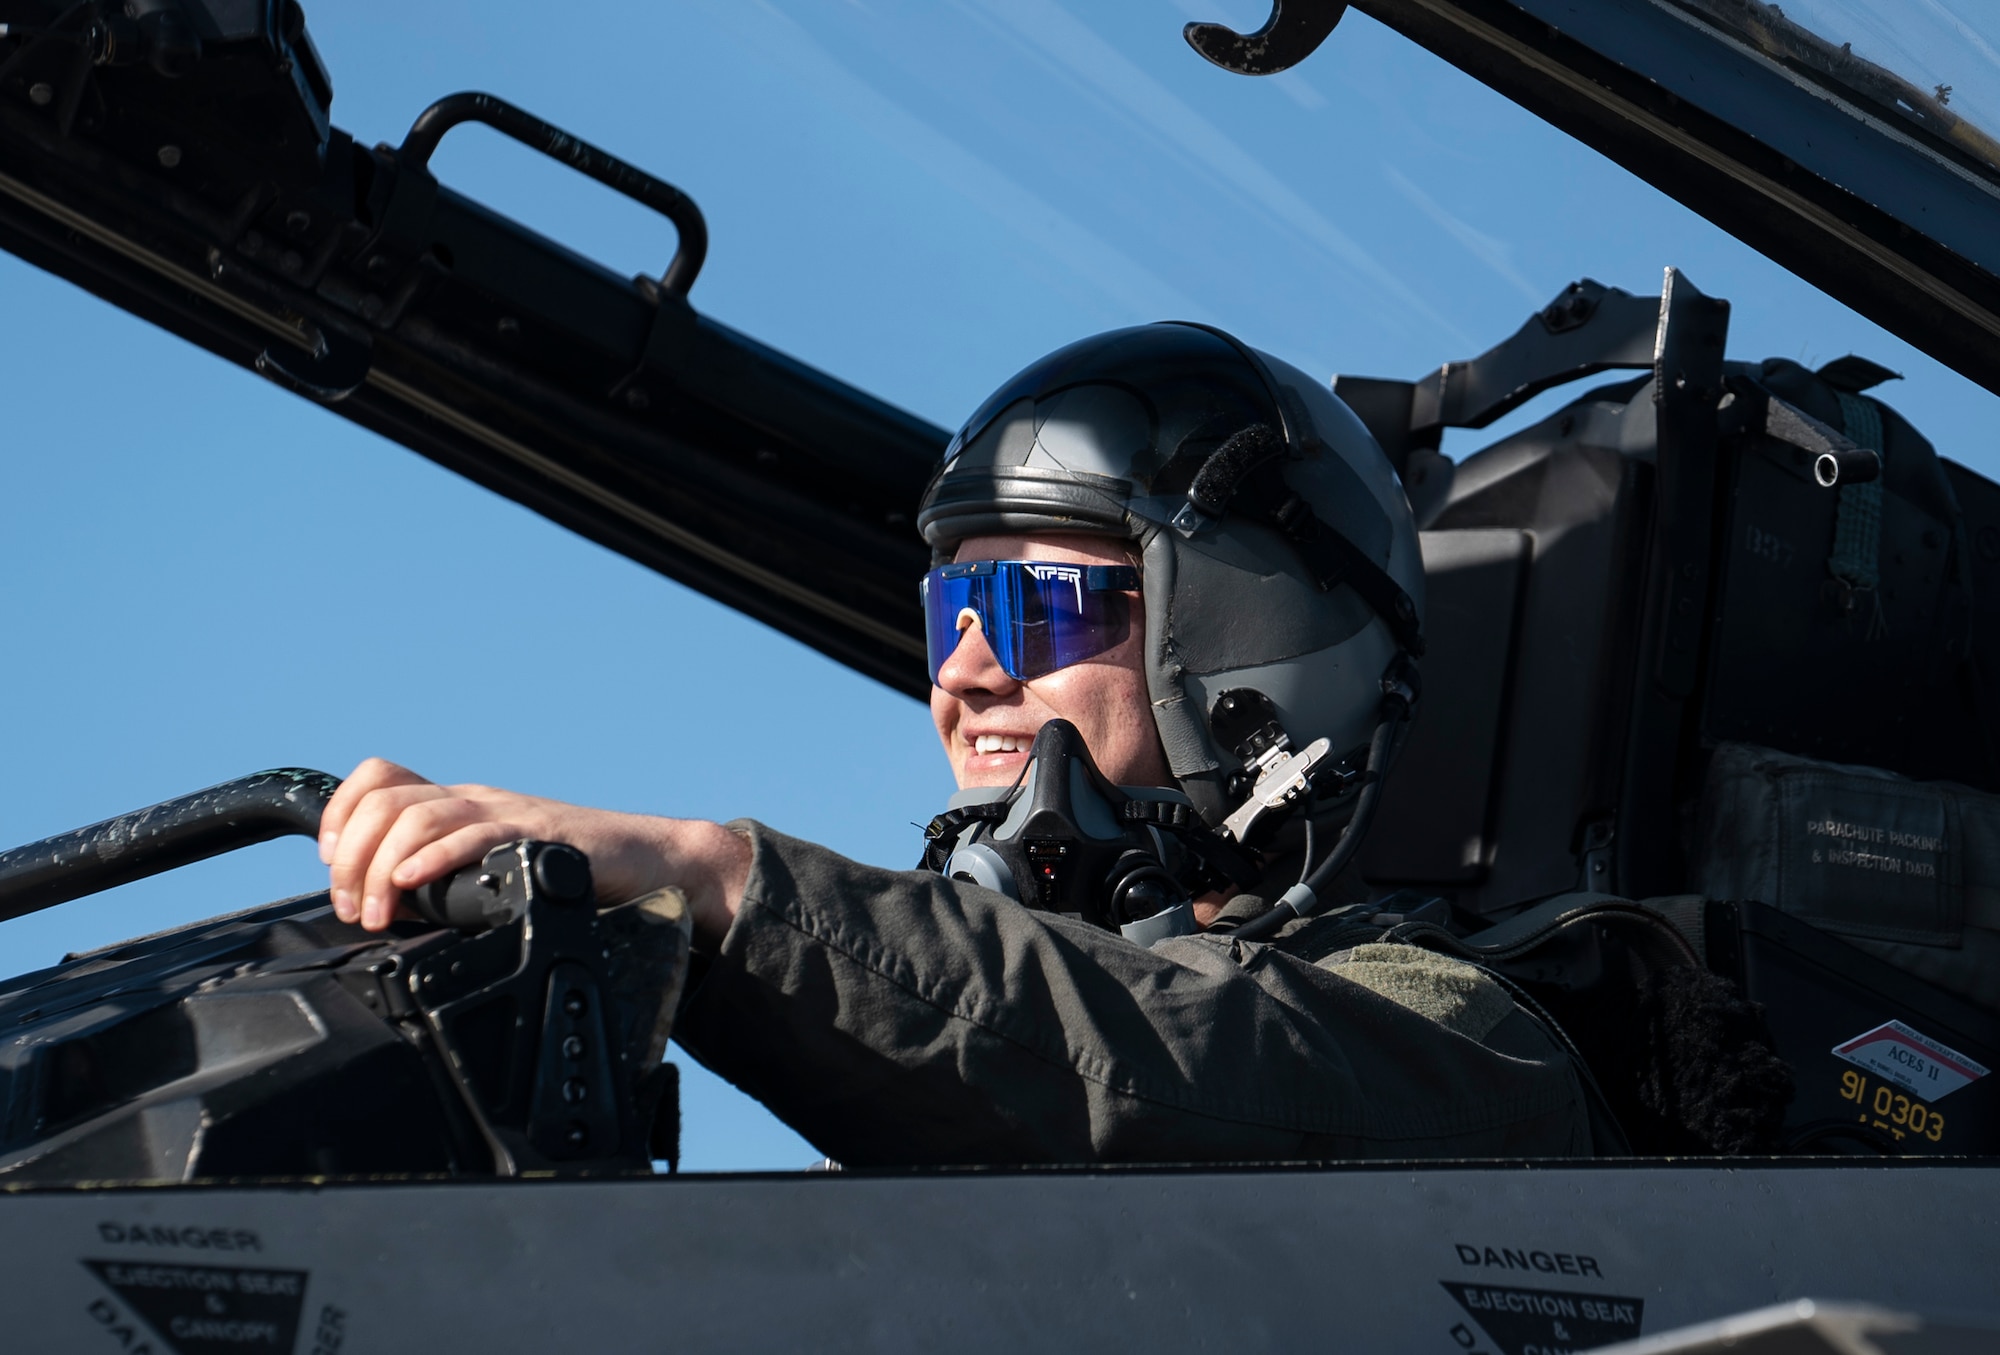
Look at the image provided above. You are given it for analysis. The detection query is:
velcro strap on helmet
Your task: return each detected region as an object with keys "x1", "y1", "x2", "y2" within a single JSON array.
[
  {"x1": 1180, "y1": 425, "x2": 1425, "y2": 656},
  {"x1": 1185, "y1": 424, "x2": 1287, "y2": 516}
]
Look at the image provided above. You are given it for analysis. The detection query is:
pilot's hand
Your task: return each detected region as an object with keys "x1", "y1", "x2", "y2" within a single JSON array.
[{"x1": 319, "y1": 757, "x2": 749, "y2": 945}]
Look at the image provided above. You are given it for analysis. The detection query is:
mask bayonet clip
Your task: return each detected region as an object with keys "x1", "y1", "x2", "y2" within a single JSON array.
[{"x1": 1220, "y1": 735, "x2": 1332, "y2": 844}]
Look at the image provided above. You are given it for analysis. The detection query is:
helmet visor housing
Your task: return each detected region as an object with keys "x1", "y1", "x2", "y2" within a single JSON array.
[{"x1": 922, "y1": 560, "x2": 1137, "y2": 685}]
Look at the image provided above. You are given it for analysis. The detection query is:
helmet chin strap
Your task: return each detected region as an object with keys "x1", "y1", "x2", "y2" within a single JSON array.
[{"x1": 1223, "y1": 659, "x2": 1419, "y2": 943}]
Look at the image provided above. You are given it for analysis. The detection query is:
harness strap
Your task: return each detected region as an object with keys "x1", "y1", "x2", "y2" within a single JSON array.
[
  {"x1": 1118, "y1": 798, "x2": 1202, "y2": 831},
  {"x1": 916, "y1": 801, "x2": 1011, "y2": 872},
  {"x1": 1831, "y1": 391, "x2": 1889, "y2": 640},
  {"x1": 1376, "y1": 894, "x2": 1714, "y2": 1157},
  {"x1": 1296, "y1": 910, "x2": 1634, "y2": 1155},
  {"x1": 1118, "y1": 798, "x2": 1262, "y2": 887},
  {"x1": 1830, "y1": 392, "x2": 1884, "y2": 589}
]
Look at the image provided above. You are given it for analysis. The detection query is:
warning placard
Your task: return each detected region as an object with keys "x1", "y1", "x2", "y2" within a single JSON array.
[
  {"x1": 84, "y1": 1259, "x2": 307, "y2": 1354},
  {"x1": 1833, "y1": 1019, "x2": 1990, "y2": 1101},
  {"x1": 1441, "y1": 1280, "x2": 1644, "y2": 1354}
]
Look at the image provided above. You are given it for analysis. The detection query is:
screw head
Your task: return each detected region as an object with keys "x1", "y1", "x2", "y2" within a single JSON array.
[
  {"x1": 284, "y1": 209, "x2": 312, "y2": 235},
  {"x1": 157, "y1": 145, "x2": 182, "y2": 168},
  {"x1": 561, "y1": 1077, "x2": 589, "y2": 1105},
  {"x1": 562, "y1": 990, "x2": 588, "y2": 1018},
  {"x1": 27, "y1": 83, "x2": 52, "y2": 106}
]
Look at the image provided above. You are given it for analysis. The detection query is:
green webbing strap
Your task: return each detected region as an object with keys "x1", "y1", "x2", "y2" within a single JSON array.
[
  {"x1": 1832, "y1": 392, "x2": 1888, "y2": 639},
  {"x1": 1831, "y1": 392, "x2": 1884, "y2": 592}
]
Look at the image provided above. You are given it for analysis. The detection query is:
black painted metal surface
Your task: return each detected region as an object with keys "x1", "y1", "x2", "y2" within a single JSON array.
[
  {"x1": 1184, "y1": 0, "x2": 1348, "y2": 77},
  {"x1": 0, "y1": 1162, "x2": 1995, "y2": 1352},
  {"x1": 396, "y1": 92, "x2": 708, "y2": 299},
  {"x1": 0, "y1": 769, "x2": 337, "y2": 923},
  {"x1": 0, "y1": 834, "x2": 686, "y2": 1183},
  {"x1": 0, "y1": 3, "x2": 945, "y2": 696},
  {"x1": 1614, "y1": 268, "x2": 1731, "y2": 898},
  {"x1": 1313, "y1": 0, "x2": 2000, "y2": 401}
]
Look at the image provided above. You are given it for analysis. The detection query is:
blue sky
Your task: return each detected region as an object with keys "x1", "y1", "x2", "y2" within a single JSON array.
[{"x1": 4, "y1": 0, "x2": 1997, "y2": 1170}]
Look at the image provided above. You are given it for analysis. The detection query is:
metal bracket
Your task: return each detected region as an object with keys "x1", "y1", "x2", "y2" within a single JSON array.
[
  {"x1": 1651, "y1": 268, "x2": 1732, "y2": 696},
  {"x1": 1182, "y1": 1, "x2": 1347, "y2": 77},
  {"x1": 255, "y1": 326, "x2": 372, "y2": 403},
  {"x1": 1615, "y1": 267, "x2": 1732, "y2": 897},
  {"x1": 405, "y1": 841, "x2": 649, "y2": 1176},
  {"x1": 1577, "y1": 818, "x2": 1616, "y2": 894},
  {"x1": 1332, "y1": 279, "x2": 1662, "y2": 460},
  {"x1": 395, "y1": 91, "x2": 707, "y2": 299},
  {"x1": 1222, "y1": 736, "x2": 1333, "y2": 843}
]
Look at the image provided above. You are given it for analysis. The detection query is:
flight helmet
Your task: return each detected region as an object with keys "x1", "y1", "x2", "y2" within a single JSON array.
[{"x1": 916, "y1": 322, "x2": 1424, "y2": 833}]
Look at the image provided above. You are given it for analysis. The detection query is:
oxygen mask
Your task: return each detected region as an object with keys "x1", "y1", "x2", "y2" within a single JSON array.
[{"x1": 919, "y1": 720, "x2": 1255, "y2": 945}]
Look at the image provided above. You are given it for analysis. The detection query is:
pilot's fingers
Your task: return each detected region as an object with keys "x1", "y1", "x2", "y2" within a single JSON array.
[
  {"x1": 327, "y1": 780, "x2": 459, "y2": 923},
  {"x1": 321, "y1": 757, "x2": 433, "y2": 864},
  {"x1": 357, "y1": 797, "x2": 525, "y2": 931},
  {"x1": 372, "y1": 821, "x2": 535, "y2": 928}
]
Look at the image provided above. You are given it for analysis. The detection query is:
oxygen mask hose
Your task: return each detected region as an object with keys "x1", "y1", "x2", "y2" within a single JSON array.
[{"x1": 1226, "y1": 682, "x2": 1412, "y2": 944}]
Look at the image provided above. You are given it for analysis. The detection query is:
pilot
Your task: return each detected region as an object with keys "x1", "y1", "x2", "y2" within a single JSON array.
[{"x1": 319, "y1": 323, "x2": 1600, "y2": 1163}]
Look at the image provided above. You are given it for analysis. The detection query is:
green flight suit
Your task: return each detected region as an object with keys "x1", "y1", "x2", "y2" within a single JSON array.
[{"x1": 674, "y1": 823, "x2": 1593, "y2": 1166}]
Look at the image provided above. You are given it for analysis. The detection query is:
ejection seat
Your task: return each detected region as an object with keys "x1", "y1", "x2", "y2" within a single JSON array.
[
  {"x1": 1333, "y1": 272, "x2": 2000, "y2": 1154},
  {"x1": 1337, "y1": 269, "x2": 2000, "y2": 920}
]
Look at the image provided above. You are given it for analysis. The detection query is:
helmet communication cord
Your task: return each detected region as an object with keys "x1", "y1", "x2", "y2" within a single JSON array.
[{"x1": 1226, "y1": 665, "x2": 1418, "y2": 943}]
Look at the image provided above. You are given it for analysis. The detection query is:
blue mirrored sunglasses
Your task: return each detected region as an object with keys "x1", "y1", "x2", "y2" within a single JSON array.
[{"x1": 922, "y1": 560, "x2": 1139, "y2": 684}]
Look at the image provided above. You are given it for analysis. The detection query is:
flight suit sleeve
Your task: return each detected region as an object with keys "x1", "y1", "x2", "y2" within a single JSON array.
[{"x1": 671, "y1": 822, "x2": 1592, "y2": 1166}]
